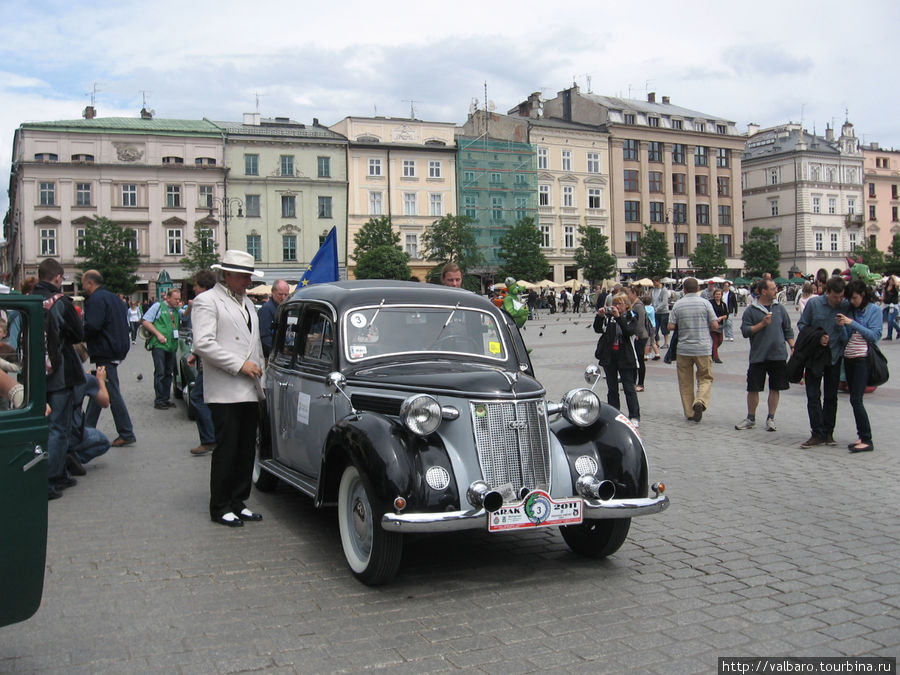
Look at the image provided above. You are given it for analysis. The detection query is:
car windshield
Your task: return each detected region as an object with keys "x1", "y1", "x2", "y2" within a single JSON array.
[{"x1": 343, "y1": 305, "x2": 508, "y2": 362}]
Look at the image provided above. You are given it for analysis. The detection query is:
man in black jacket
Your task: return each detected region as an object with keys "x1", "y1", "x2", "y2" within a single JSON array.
[
  {"x1": 82, "y1": 270, "x2": 136, "y2": 447},
  {"x1": 32, "y1": 258, "x2": 85, "y2": 499}
]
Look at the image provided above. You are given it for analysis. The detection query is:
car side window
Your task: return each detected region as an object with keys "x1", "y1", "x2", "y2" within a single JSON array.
[
  {"x1": 0, "y1": 309, "x2": 29, "y2": 410},
  {"x1": 300, "y1": 311, "x2": 334, "y2": 366},
  {"x1": 273, "y1": 306, "x2": 303, "y2": 368}
]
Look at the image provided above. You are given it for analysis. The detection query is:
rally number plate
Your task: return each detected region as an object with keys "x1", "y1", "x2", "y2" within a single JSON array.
[{"x1": 488, "y1": 490, "x2": 583, "y2": 532}]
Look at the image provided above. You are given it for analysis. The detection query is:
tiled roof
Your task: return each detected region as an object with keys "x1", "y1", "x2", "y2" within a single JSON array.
[
  {"x1": 21, "y1": 117, "x2": 222, "y2": 136},
  {"x1": 584, "y1": 93, "x2": 734, "y2": 124},
  {"x1": 212, "y1": 120, "x2": 345, "y2": 140}
]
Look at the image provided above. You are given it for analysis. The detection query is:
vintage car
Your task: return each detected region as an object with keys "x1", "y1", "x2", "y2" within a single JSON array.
[
  {"x1": 173, "y1": 327, "x2": 198, "y2": 420},
  {"x1": 254, "y1": 280, "x2": 668, "y2": 585}
]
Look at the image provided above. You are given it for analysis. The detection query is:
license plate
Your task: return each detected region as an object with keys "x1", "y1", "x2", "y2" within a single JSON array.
[{"x1": 488, "y1": 490, "x2": 583, "y2": 532}]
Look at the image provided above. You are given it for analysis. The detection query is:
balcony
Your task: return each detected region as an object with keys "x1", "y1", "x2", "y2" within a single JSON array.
[{"x1": 845, "y1": 214, "x2": 864, "y2": 227}]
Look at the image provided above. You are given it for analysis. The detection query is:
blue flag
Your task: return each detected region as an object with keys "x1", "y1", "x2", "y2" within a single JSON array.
[{"x1": 296, "y1": 227, "x2": 339, "y2": 292}]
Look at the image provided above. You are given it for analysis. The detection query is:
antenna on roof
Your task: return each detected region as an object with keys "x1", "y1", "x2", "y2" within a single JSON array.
[
  {"x1": 402, "y1": 99, "x2": 418, "y2": 119},
  {"x1": 87, "y1": 82, "x2": 100, "y2": 107},
  {"x1": 254, "y1": 92, "x2": 264, "y2": 113}
]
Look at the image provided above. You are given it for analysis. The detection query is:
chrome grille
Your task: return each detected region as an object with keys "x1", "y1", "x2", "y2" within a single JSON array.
[{"x1": 470, "y1": 399, "x2": 550, "y2": 491}]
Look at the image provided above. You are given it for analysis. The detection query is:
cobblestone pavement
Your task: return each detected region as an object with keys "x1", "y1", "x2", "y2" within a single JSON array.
[{"x1": 2, "y1": 307, "x2": 898, "y2": 673}]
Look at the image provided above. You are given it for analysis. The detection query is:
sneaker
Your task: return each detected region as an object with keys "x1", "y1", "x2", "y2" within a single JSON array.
[
  {"x1": 800, "y1": 435, "x2": 825, "y2": 449},
  {"x1": 825, "y1": 433, "x2": 836, "y2": 446},
  {"x1": 735, "y1": 417, "x2": 755, "y2": 430},
  {"x1": 190, "y1": 443, "x2": 216, "y2": 456},
  {"x1": 629, "y1": 418, "x2": 640, "y2": 428},
  {"x1": 765, "y1": 418, "x2": 776, "y2": 432}
]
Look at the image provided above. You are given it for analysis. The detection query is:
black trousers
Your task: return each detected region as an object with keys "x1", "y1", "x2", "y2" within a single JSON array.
[{"x1": 208, "y1": 402, "x2": 258, "y2": 520}]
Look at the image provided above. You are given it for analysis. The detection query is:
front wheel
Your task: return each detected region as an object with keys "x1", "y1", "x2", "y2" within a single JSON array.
[
  {"x1": 338, "y1": 465, "x2": 402, "y2": 585},
  {"x1": 560, "y1": 518, "x2": 631, "y2": 558}
]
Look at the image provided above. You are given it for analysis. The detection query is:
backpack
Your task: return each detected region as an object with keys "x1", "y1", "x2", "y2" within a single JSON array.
[{"x1": 42, "y1": 293, "x2": 64, "y2": 374}]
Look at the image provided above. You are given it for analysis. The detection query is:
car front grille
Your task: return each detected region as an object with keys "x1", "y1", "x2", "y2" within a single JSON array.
[{"x1": 470, "y1": 399, "x2": 550, "y2": 492}]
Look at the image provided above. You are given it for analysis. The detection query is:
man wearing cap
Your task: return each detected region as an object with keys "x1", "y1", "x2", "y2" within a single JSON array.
[{"x1": 191, "y1": 250, "x2": 266, "y2": 528}]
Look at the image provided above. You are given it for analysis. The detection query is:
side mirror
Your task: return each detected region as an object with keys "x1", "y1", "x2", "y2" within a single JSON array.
[
  {"x1": 326, "y1": 371, "x2": 347, "y2": 392},
  {"x1": 584, "y1": 364, "x2": 601, "y2": 387}
]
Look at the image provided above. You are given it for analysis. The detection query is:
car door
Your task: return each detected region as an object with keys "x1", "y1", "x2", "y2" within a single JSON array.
[
  {"x1": 0, "y1": 295, "x2": 49, "y2": 627},
  {"x1": 267, "y1": 303, "x2": 303, "y2": 467}
]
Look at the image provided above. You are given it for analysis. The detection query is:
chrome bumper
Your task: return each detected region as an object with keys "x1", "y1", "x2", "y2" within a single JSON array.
[{"x1": 381, "y1": 494, "x2": 669, "y2": 533}]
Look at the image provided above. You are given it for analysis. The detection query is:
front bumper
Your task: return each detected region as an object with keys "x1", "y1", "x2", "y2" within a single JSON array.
[{"x1": 381, "y1": 494, "x2": 669, "y2": 533}]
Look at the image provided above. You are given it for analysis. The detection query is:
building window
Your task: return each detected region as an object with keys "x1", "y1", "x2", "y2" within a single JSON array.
[
  {"x1": 623, "y1": 140, "x2": 639, "y2": 161},
  {"x1": 770, "y1": 200, "x2": 779, "y2": 216},
  {"x1": 813, "y1": 197, "x2": 821, "y2": 214},
  {"x1": 403, "y1": 192, "x2": 417, "y2": 216},
  {"x1": 539, "y1": 184, "x2": 550, "y2": 206},
  {"x1": 563, "y1": 226, "x2": 575, "y2": 248},
  {"x1": 826, "y1": 167, "x2": 835, "y2": 182},
  {"x1": 428, "y1": 160, "x2": 442, "y2": 178},
  {"x1": 716, "y1": 148, "x2": 730, "y2": 167},
  {"x1": 34, "y1": 153, "x2": 58, "y2": 162},
  {"x1": 166, "y1": 185, "x2": 181, "y2": 208},
  {"x1": 893, "y1": 206, "x2": 899, "y2": 222},
  {"x1": 369, "y1": 158, "x2": 382, "y2": 176},
  {"x1": 280, "y1": 155, "x2": 294, "y2": 177},
  {"x1": 718, "y1": 205, "x2": 732, "y2": 226},
  {"x1": 40, "y1": 228, "x2": 56, "y2": 256},
  {"x1": 624, "y1": 113, "x2": 636, "y2": 125},
  {"x1": 245, "y1": 194, "x2": 260, "y2": 217},
  {"x1": 647, "y1": 142, "x2": 663, "y2": 163},
  {"x1": 492, "y1": 196, "x2": 503, "y2": 221},
  {"x1": 405, "y1": 234, "x2": 418, "y2": 259},
  {"x1": 848, "y1": 198, "x2": 856, "y2": 215},
  {"x1": 462, "y1": 170, "x2": 476, "y2": 185},
  {"x1": 561, "y1": 150, "x2": 572, "y2": 172},
  {"x1": 695, "y1": 175, "x2": 709, "y2": 196},
  {"x1": 402, "y1": 160, "x2": 416, "y2": 177},
  {"x1": 247, "y1": 235, "x2": 261, "y2": 261},
  {"x1": 769, "y1": 168, "x2": 779, "y2": 185},
  {"x1": 810, "y1": 165, "x2": 820, "y2": 181},
  {"x1": 76, "y1": 228, "x2": 86, "y2": 251},
  {"x1": 464, "y1": 195, "x2": 476, "y2": 218},
  {"x1": 515, "y1": 173, "x2": 527, "y2": 186},
  {"x1": 369, "y1": 191, "x2": 383, "y2": 215},
  {"x1": 672, "y1": 144, "x2": 686, "y2": 164},
  {"x1": 625, "y1": 231, "x2": 640, "y2": 256},
  {"x1": 869, "y1": 205, "x2": 877, "y2": 220},
  {"x1": 893, "y1": 185, "x2": 899, "y2": 199},
  {"x1": 244, "y1": 154, "x2": 258, "y2": 175},
  {"x1": 281, "y1": 195, "x2": 296, "y2": 218},
  {"x1": 122, "y1": 184, "x2": 137, "y2": 207},
  {"x1": 162, "y1": 156, "x2": 184, "y2": 165},
  {"x1": 490, "y1": 172, "x2": 502, "y2": 184},
  {"x1": 587, "y1": 152, "x2": 600, "y2": 173},
  {"x1": 849, "y1": 231, "x2": 858, "y2": 251},
  {"x1": 429, "y1": 193, "x2": 443, "y2": 216},
  {"x1": 830, "y1": 232, "x2": 839, "y2": 251},
  {"x1": 167, "y1": 228, "x2": 183, "y2": 256},
  {"x1": 694, "y1": 146, "x2": 708, "y2": 166},
  {"x1": 562, "y1": 185, "x2": 574, "y2": 207},
  {"x1": 318, "y1": 196, "x2": 332, "y2": 218},
  {"x1": 624, "y1": 201, "x2": 641, "y2": 223},
  {"x1": 624, "y1": 170, "x2": 639, "y2": 192},
  {"x1": 649, "y1": 201, "x2": 664, "y2": 223},
  {"x1": 538, "y1": 147, "x2": 548, "y2": 170},
  {"x1": 719, "y1": 234, "x2": 732, "y2": 257},
  {"x1": 717, "y1": 176, "x2": 730, "y2": 197},
  {"x1": 282, "y1": 235, "x2": 297, "y2": 261},
  {"x1": 672, "y1": 173, "x2": 686, "y2": 194},
  {"x1": 649, "y1": 171, "x2": 663, "y2": 193},
  {"x1": 695, "y1": 122, "x2": 706, "y2": 133},
  {"x1": 540, "y1": 224, "x2": 551, "y2": 248},
  {"x1": 672, "y1": 203, "x2": 687, "y2": 224},
  {"x1": 198, "y1": 185, "x2": 214, "y2": 208},
  {"x1": 716, "y1": 124, "x2": 727, "y2": 135},
  {"x1": 515, "y1": 196, "x2": 528, "y2": 221},
  {"x1": 674, "y1": 233, "x2": 687, "y2": 258},
  {"x1": 828, "y1": 197, "x2": 836, "y2": 214},
  {"x1": 815, "y1": 232, "x2": 823, "y2": 251},
  {"x1": 588, "y1": 188, "x2": 602, "y2": 209},
  {"x1": 648, "y1": 117, "x2": 660, "y2": 127},
  {"x1": 75, "y1": 183, "x2": 91, "y2": 206},
  {"x1": 39, "y1": 182, "x2": 55, "y2": 206},
  {"x1": 195, "y1": 157, "x2": 216, "y2": 166},
  {"x1": 316, "y1": 156, "x2": 331, "y2": 178},
  {"x1": 696, "y1": 204, "x2": 710, "y2": 225}
]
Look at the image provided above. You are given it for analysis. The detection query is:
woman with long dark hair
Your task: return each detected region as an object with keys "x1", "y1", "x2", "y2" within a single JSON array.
[
  {"x1": 837, "y1": 280, "x2": 882, "y2": 453},
  {"x1": 882, "y1": 275, "x2": 899, "y2": 340},
  {"x1": 708, "y1": 288, "x2": 728, "y2": 363}
]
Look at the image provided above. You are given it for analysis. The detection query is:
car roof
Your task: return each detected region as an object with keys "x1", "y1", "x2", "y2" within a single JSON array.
[{"x1": 287, "y1": 280, "x2": 495, "y2": 315}]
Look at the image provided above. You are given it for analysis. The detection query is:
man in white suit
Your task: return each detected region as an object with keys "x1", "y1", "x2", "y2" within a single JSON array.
[{"x1": 191, "y1": 250, "x2": 266, "y2": 527}]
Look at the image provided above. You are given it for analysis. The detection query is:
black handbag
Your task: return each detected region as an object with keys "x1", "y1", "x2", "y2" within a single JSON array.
[
  {"x1": 663, "y1": 327, "x2": 678, "y2": 364},
  {"x1": 867, "y1": 342, "x2": 889, "y2": 387}
]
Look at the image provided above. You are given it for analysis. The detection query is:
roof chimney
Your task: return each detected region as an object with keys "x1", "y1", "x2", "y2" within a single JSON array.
[
  {"x1": 312, "y1": 117, "x2": 319, "y2": 126},
  {"x1": 825, "y1": 124, "x2": 834, "y2": 142},
  {"x1": 140, "y1": 107, "x2": 153, "y2": 119},
  {"x1": 647, "y1": 92, "x2": 656, "y2": 103},
  {"x1": 83, "y1": 105, "x2": 96, "y2": 119},
  {"x1": 242, "y1": 112, "x2": 261, "y2": 126},
  {"x1": 662, "y1": 96, "x2": 670, "y2": 105},
  {"x1": 747, "y1": 122, "x2": 760, "y2": 137}
]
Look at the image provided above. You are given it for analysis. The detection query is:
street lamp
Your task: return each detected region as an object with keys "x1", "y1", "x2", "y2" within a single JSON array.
[
  {"x1": 208, "y1": 196, "x2": 243, "y2": 250},
  {"x1": 665, "y1": 208, "x2": 680, "y2": 278}
]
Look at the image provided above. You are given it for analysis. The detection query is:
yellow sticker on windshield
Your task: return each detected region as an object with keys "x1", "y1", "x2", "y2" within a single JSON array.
[{"x1": 488, "y1": 341, "x2": 501, "y2": 354}]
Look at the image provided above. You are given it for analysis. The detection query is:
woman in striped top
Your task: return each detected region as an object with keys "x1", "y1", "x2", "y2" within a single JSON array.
[{"x1": 836, "y1": 280, "x2": 883, "y2": 453}]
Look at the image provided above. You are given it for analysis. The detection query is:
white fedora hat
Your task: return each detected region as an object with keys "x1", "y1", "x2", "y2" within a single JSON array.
[{"x1": 211, "y1": 250, "x2": 263, "y2": 277}]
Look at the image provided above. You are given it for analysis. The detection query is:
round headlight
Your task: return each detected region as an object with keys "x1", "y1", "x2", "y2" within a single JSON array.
[
  {"x1": 400, "y1": 394, "x2": 442, "y2": 436},
  {"x1": 561, "y1": 388, "x2": 601, "y2": 427}
]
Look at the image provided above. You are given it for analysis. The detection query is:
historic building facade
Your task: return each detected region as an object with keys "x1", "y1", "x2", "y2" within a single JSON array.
[
  {"x1": 742, "y1": 121, "x2": 865, "y2": 276},
  {"x1": 861, "y1": 143, "x2": 900, "y2": 253}
]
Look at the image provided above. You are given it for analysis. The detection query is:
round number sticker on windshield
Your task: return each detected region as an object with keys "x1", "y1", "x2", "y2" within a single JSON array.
[{"x1": 350, "y1": 312, "x2": 367, "y2": 328}]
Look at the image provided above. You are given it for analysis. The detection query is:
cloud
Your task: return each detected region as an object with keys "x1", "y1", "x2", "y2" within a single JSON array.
[{"x1": 722, "y1": 43, "x2": 814, "y2": 77}]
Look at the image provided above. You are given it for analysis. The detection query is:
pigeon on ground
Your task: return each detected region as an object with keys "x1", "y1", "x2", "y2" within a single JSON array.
[
  {"x1": 540, "y1": 325, "x2": 546, "y2": 329},
  {"x1": 136, "y1": 373, "x2": 143, "y2": 381},
  {"x1": 539, "y1": 332, "x2": 543, "y2": 337},
  {"x1": 561, "y1": 330, "x2": 567, "y2": 334}
]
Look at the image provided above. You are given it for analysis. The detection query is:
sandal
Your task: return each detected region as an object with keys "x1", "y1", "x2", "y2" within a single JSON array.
[{"x1": 849, "y1": 442, "x2": 874, "y2": 453}]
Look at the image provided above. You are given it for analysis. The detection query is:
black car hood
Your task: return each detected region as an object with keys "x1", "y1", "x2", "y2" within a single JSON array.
[{"x1": 348, "y1": 361, "x2": 544, "y2": 398}]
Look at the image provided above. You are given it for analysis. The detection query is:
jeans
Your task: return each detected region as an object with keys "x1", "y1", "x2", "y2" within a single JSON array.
[
  {"x1": 47, "y1": 388, "x2": 75, "y2": 488},
  {"x1": 129, "y1": 321, "x2": 140, "y2": 342},
  {"x1": 151, "y1": 348, "x2": 176, "y2": 405},
  {"x1": 602, "y1": 362, "x2": 640, "y2": 420},
  {"x1": 724, "y1": 316, "x2": 735, "y2": 340},
  {"x1": 634, "y1": 338, "x2": 648, "y2": 386},
  {"x1": 885, "y1": 307, "x2": 899, "y2": 339},
  {"x1": 86, "y1": 360, "x2": 135, "y2": 441},
  {"x1": 844, "y1": 356, "x2": 872, "y2": 443},
  {"x1": 72, "y1": 427, "x2": 111, "y2": 464},
  {"x1": 190, "y1": 370, "x2": 216, "y2": 445},
  {"x1": 805, "y1": 359, "x2": 842, "y2": 439}
]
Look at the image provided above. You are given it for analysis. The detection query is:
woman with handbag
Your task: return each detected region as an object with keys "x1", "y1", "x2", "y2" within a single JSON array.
[
  {"x1": 837, "y1": 280, "x2": 882, "y2": 453},
  {"x1": 593, "y1": 292, "x2": 641, "y2": 427},
  {"x1": 708, "y1": 289, "x2": 728, "y2": 364}
]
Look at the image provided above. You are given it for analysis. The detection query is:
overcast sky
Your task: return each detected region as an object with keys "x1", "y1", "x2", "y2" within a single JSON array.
[{"x1": 3, "y1": 0, "x2": 899, "y2": 221}]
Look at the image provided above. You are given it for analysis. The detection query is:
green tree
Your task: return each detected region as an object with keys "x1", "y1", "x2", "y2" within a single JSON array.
[
  {"x1": 421, "y1": 214, "x2": 484, "y2": 272},
  {"x1": 76, "y1": 216, "x2": 140, "y2": 294},
  {"x1": 354, "y1": 245, "x2": 411, "y2": 280},
  {"x1": 741, "y1": 227, "x2": 781, "y2": 278},
  {"x1": 573, "y1": 225, "x2": 617, "y2": 286},
  {"x1": 689, "y1": 234, "x2": 727, "y2": 278},
  {"x1": 632, "y1": 225, "x2": 670, "y2": 279},
  {"x1": 884, "y1": 233, "x2": 900, "y2": 276},
  {"x1": 496, "y1": 217, "x2": 548, "y2": 282},
  {"x1": 855, "y1": 237, "x2": 885, "y2": 274},
  {"x1": 180, "y1": 222, "x2": 220, "y2": 277},
  {"x1": 352, "y1": 216, "x2": 399, "y2": 261}
]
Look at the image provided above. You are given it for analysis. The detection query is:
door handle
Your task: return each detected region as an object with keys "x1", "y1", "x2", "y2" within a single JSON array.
[{"x1": 23, "y1": 446, "x2": 48, "y2": 472}]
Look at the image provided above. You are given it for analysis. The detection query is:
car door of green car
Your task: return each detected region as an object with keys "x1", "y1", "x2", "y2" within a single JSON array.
[{"x1": 0, "y1": 294, "x2": 49, "y2": 627}]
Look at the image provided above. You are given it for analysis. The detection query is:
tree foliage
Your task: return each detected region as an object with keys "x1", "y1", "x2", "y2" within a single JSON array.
[
  {"x1": 884, "y1": 233, "x2": 900, "y2": 276},
  {"x1": 421, "y1": 214, "x2": 484, "y2": 272},
  {"x1": 354, "y1": 245, "x2": 411, "y2": 280},
  {"x1": 855, "y1": 237, "x2": 885, "y2": 275},
  {"x1": 352, "y1": 216, "x2": 400, "y2": 261},
  {"x1": 496, "y1": 217, "x2": 548, "y2": 282},
  {"x1": 741, "y1": 227, "x2": 782, "y2": 278},
  {"x1": 573, "y1": 225, "x2": 617, "y2": 286},
  {"x1": 180, "y1": 222, "x2": 220, "y2": 277},
  {"x1": 632, "y1": 225, "x2": 670, "y2": 279},
  {"x1": 689, "y1": 234, "x2": 727, "y2": 278},
  {"x1": 76, "y1": 216, "x2": 140, "y2": 294}
]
